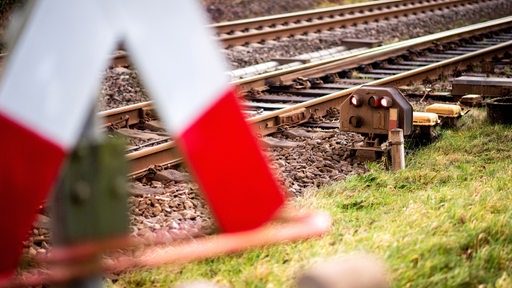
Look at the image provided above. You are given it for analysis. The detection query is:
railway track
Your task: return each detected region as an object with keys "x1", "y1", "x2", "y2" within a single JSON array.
[
  {"x1": 213, "y1": 0, "x2": 493, "y2": 48},
  {"x1": 101, "y1": 16, "x2": 512, "y2": 178}
]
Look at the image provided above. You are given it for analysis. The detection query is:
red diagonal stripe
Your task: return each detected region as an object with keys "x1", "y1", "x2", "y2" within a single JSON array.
[
  {"x1": 179, "y1": 88, "x2": 286, "y2": 232},
  {"x1": 0, "y1": 113, "x2": 65, "y2": 281}
]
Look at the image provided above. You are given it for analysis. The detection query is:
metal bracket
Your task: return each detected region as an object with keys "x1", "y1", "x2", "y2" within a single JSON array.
[{"x1": 50, "y1": 137, "x2": 129, "y2": 246}]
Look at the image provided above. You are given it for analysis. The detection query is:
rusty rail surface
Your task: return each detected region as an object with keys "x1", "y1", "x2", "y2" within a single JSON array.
[
  {"x1": 212, "y1": 0, "x2": 491, "y2": 48},
  {"x1": 100, "y1": 16, "x2": 512, "y2": 177}
]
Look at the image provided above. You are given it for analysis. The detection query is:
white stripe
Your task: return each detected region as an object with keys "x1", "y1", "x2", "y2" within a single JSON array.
[
  {"x1": 0, "y1": 0, "x2": 229, "y2": 145},
  {"x1": 119, "y1": 0, "x2": 230, "y2": 135},
  {"x1": 0, "y1": 1, "x2": 117, "y2": 149}
]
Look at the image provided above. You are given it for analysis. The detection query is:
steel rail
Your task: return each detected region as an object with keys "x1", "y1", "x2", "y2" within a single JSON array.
[
  {"x1": 99, "y1": 101, "x2": 153, "y2": 129},
  {"x1": 126, "y1": 141, "x2": 182, "y2": 176},
  {"x1": 214, "y1": 0, "x2": 490, "y2": 47},
  {"x1": 211, "y1": 0, "x2": 404, "y2": 34}
]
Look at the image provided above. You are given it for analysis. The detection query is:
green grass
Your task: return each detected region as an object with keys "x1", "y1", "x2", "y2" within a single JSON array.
[{"x1": 110, "y1": 109, "x2": 512, "y2": 287}]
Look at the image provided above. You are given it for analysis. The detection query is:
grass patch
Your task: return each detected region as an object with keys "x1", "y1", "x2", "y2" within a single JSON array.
[{"x1": 111, "y1": 108, "x2": 512, "y2": 287}]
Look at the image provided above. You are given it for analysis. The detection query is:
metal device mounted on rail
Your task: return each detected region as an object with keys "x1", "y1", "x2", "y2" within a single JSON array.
[{"x1": 339, "y1": 85, "x2": 413, "y2": 161}]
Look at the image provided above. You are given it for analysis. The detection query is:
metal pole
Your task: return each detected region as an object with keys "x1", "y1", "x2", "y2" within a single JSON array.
[
  {"x1": 390, "y1": 128, "x2": 405, "y2": 171},
  {"x1": 49, "y1": 109, "x2": 129, "y2": 288}
]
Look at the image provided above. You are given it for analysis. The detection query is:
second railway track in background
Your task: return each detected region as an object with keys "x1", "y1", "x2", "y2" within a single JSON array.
[
  {"x1": 213, "y1": 0, "x2": 495, "y2": 48},
  {"x1": 100, "y1": 16, "x2": 512, "y2": 178}
]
